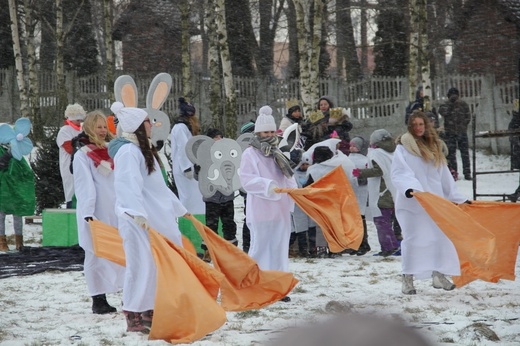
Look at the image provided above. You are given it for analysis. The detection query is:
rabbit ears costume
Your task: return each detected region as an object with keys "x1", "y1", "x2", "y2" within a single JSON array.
[{"x1": 114, "y1": 73, "x2": 172, "y2": 150}]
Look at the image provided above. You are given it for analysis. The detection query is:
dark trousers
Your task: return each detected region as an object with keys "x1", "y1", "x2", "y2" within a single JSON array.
[
  {"x1": 242, "y1": 196, "x2": 250, "y2": 252},
  {"x1": 205, "y1": 200, "x2": 236, "y2": 242},
  {"x1": 445, "y1": 132, "x2": 471, "y2": 175}
]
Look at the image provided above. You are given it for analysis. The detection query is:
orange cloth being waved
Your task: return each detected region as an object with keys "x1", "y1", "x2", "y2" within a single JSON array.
[
  {"x1": 277, "y1": 166, "x2": 364, "y2": 253},
  {"x1": 185, "y1": 214, "x2": 299, "y2": 311},
  {"x1": 89, "y1": 220, "x2": 226, "y2": 344},
  {"x1": 413, "y1": 192, "x2": 520, "y2": 287}
]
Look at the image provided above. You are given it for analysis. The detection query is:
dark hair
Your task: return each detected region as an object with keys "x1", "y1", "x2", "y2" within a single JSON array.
[
  {"x1": 313, "y1": 146, "x2": 334, "y2": 163},
  {"x1": 134, "y1": 123, "x2": 161, "y2": 175},
  {"x1": 206, "y1": 128, "x2": 223, "y2": 139},
  {"x1": 178, "y1": 97, "x2": 196, "y2": 117},
  {"x1": 447, "y1": 87, "x2": 459, "y2": 98}
]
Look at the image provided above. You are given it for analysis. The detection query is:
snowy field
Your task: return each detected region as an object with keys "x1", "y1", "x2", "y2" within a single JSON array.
[{"x1": 0, "y1": 150, "x2": 519, "y2": 346}]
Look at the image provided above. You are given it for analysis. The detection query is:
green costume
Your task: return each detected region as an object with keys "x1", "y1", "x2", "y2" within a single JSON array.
[{"x1": 0, "y1": 146, "x2": 35, "y2": 216}]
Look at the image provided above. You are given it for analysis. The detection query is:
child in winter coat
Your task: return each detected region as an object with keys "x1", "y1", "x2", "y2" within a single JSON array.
[
  {"x1": 239, "y1": 106, "x2": 297, "y2": 301},
  {"x1": 353, "y1": 129, "x2": 400, "y2": 257}
]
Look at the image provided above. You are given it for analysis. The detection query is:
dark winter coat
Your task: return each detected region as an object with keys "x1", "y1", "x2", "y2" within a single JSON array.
[
  {"x1": 509, "y1": 111, "x2": 520, "y2": 170},
  {"x1": 438, "y1": 96, "x2": 471, "y2": 135}
]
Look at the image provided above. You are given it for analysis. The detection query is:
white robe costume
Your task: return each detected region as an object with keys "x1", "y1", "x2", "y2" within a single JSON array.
[
  {"x1": 114, "y1": 143, "x2": 187, "y2": 312},
  {"x1": 73, "y1": 149, "x2": 125, "y2": 296},
  {"x1": 365, "y1": 148, "x2": 396, "y2": 220},
  {"x1": 239, "y1": 146, "x2": 297, "y2": 272},
  {"x1": 391, "y1": 143, "x2": 467, "y2": 280},
  {"x1": 170, "y1": 122, "x2": 205, "y2": 214},
  {"x1": 57, "y1": 125, "x2": 81, "y2": 202},
  {"x1": 349, "y1": 152, "x2": 369, "y2": 215}
]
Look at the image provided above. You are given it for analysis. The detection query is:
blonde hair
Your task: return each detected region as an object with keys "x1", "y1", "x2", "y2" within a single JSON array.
[
  {"x1": 83, "y1": 110, "x2": 114, "y2": 148},
  {"x1": 407, "y1": 111, "x2": 447, "y2": 167}
]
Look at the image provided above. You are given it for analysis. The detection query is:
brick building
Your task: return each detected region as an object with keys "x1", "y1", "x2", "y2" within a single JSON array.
[{"x1": 451, "y1": 0, "x2": 520, "y2": 84}]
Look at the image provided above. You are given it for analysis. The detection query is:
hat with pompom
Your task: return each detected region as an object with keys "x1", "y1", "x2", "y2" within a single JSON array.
[
  {"x1": 64, "y1": 103, "x2": 86, "y2": 121},
  {"x1": 179, "y1": 97, "x2": 196, "y2": 117},
  {"x1": 110, "y1": 101, "x2": 147, "y2": 133},
  {"x1": 254, "y1": 106, "x2": 277, "y2": 132},
  {"x1": 369, "y1": 129, "x2": 392, "y2": 146}
]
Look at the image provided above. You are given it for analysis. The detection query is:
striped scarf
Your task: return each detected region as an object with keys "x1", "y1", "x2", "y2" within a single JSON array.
[{"x1": 250, "y1": 135, "x2": 294, "y2": 178}]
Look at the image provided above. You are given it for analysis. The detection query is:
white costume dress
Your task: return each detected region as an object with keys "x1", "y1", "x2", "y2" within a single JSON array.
[
  {"x1": 366, "y1": 147, "x2": 396, "y2": 220},
  {"x1": 73, "y1": 149, "x2": 125, "y2": 296},
  {"x1": 349, "y1": 152, "x2": 369, "y2": 215},
  {"x1": 57, "y1": 125, "x2": 81, "y2": 202},
  {"x1": 170, "y1": 122, "x2": 205, "y2": 214},
  {"x1": 114, "y1": 143, "x2": 187, "y2": 312},
  {"x1": 391, "y1": 143, "x2": 467, "y2": 280},
  {"x1": 239, "y1": 147, "x2": 297, "y2": 272}
]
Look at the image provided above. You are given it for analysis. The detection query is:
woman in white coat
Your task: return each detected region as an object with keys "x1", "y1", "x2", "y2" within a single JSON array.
[
  {"x1": 109, "y1": 102, "x2": 190, "y2": 333},
  {"x1": 239, "y1": 106, "x2": 297, "y2": 297},
  {"x1": 169, "y1": 97, "x2": 205, "y2": 215},
  {"x1": 391, "y1": 111, "x2": 468, "y2": 295},
  {"x1": 73, "y1": 111, "x2": 125, "y2": 314}
]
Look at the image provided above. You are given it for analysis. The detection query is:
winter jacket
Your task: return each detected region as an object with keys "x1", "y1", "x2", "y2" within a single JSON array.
[
  {"x1": 438, "y1": 97, "x2": 471, "y2": 135},
  {"x1": 509, "y1": 111, "x2": 520, "y2": 170}
]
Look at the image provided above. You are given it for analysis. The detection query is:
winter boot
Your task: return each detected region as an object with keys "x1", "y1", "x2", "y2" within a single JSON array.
[
  {"x1": 402, "y1": 274, "x2": 416, "y2": 295},
  {"x1": 0, "y1": 235, "x2": 8, "y2": 251},
  {"x1": 315, "y1": 246, "x2": 328, "y2": 258},
  {"x1": 15, "y1": 235, "x2": 23, "y2": 251},
  {"x1": 507, "y1": 186, "x2": 520, "y2": 203},
  {"x1": 92, "y1": 294, "x2": 117, "y2": 314},
  {"x1": 141, "y1": 309, "x2": 153, "y2": 328},
  {"x1": 123, "y1": 310, "x2": 150, "y2": 334},
  {"x1": 432, "y1": 271, "x2": 456, "y2": 291}
]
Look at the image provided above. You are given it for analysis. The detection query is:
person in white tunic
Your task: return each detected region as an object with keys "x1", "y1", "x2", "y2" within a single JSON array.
[
  {"x1": 239, "y1": 106, "x2": 297, "y2": 302},
  {"x1": 57, "y1": 103, "x2": 86, "y2": 208},
  {"x1": 109, "y1": 101, "x2": 190, "y2": 333},
  {"x1": 72, "y1": 111, "x2": 125, "y2": 314},
  {"x1": 169, "y1": 97, "x2": 205, "y2": 215},
  {"x1": 391, "y1": 111, "x2": 468, "y2": 295}
]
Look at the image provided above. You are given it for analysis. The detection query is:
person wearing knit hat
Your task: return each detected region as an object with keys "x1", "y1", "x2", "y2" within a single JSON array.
[
  {"x1": 438, "y1": 87, "x2": 472, "y2": 181},
  {"x1": 349, "y1": 136, "x2": 371, "y2": 256},
  {"x1": 239, "y1": 105, "x2": 298, "y2": 301},
  {"x1": 170, "y1": 97, "x2": 205, "y2": 216},
  {"x1": 108, "y1": 101, "x2": 190, "y2": 333},
  {"x1": 353, "y1": 129, "x2": 400, "y2": 258},
  {"x1": 57, "y1": 103, "x2": 87, "y2": 208}
]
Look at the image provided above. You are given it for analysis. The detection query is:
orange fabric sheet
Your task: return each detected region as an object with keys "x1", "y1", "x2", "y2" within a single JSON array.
[
  {"x1": 186, "y1": 215, "x2": 299, "y2": 311},
  {"x1": 89, "y1": 220, "x2": 226, "y2": 343},
  {"x1": 414, "y1": 192, "x2": 520, "y2": 287},
  {"x1": 278, "y1": 166, "x2": 364, "y2": 253}
]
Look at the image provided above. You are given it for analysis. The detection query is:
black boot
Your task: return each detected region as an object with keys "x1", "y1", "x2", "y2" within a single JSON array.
[
  {"x1": 507, "y1": 186, "x2": 520, "y2": 203},
  {"x1": 297, "y1": 231, "x2": 309, "y2": 257},
  {"x1": 92, "y1": 294, "x2": 117, "y2": 314}
]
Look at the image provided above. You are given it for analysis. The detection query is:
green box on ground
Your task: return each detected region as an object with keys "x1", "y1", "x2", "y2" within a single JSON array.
[
  {"x1": 178, "y1": 214, "x2": 222, "y2": 254},
  {"x1": 42, "y1": 209, "x2": 79, "y2": 246}
]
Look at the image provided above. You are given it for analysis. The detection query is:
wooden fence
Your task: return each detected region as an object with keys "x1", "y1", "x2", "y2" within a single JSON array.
[{"x1": 0, "y1": 67, "x2": 517, "y2": 154}]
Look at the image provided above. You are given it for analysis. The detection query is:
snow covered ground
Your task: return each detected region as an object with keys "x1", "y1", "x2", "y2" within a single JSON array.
[{"x1": 0, "y1": 149, "x2": 519, "y2": 346}]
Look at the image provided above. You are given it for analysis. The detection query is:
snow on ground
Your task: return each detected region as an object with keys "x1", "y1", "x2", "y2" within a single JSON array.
[{"x1": 0, "y1": 150, "x2": 519, "y2": 346}]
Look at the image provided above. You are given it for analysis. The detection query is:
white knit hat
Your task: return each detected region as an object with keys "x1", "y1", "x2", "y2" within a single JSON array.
[
  {"x1": 254, "y1": 106, "x2": 276, "y2": 132},
  {"x1": 64, "y1": 103, "x2": 86, "y2": 121},
  {"x1": 110, "y1": 101, "x2": 147, "y2": 133}
]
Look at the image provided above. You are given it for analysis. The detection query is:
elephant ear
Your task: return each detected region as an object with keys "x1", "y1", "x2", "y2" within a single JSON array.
[
  {"x1": 185, "y1": 135, "x2": 213, "y2": 165},
  {"x1": 236, "y1": 133, "x2": 253, "y2": 152},
  {"x1": 114, "y1": 75, "x2": 138, "y2": 107}
]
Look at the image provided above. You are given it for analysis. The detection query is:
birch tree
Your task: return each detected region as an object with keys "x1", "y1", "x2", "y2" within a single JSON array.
[
  {"x1": 215, "y1": 0, "x2": 237, "y2": 138},
  {"x1": 206, "y1": 0, "x2": 224, "y2": 131},
  {"x1": 180, "y1": 0, "x2": 192, "y2": 99},
  {"x1": 103, "y1": 0, "x2": 114, "y2": 101},
  {"x1": 408, "y1": 0, "x2": 431, "y2": 102},
  {"x1": 8, "y1": 0, "x2": 28, "y2": 118},
  {"x1": 336, "y1": 0, "x2": 362, "y2": 81},
  {"x1": 294, "y1": 0, "x2": 323, "y2": 114}
]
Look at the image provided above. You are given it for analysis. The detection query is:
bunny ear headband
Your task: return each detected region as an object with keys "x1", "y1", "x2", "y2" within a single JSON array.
[{"x1": 0, "y1": 118, "x2": 33, "y2": 160}]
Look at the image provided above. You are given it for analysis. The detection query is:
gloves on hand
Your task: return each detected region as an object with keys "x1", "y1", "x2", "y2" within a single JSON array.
[
  {"x1": 269, "y1": 184, "x2": 279, "y2": 194},
  {"x1": 84, "y1": 217, "x2": 93, "y2": 223},
  {"x1": 134, "y1": 216, "x2": 149, "y2": 230},
  {"x1": 352, "y1": 168, "x2": 361, "y2": 178},
  {"x1": 184, "y1": 168, "x2": 193, "y2": 179},
  {"x1": 405, "y1": 189, "x2": 414, "y2": 198}
]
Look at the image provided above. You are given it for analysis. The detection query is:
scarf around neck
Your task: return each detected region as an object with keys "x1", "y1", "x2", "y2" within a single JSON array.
[
  {"x1": 250, "y1": 135, "x2": 294, "y2": 178},
  {"x1": 80, "y1": 144, "x2": 114, "y2": 176}
]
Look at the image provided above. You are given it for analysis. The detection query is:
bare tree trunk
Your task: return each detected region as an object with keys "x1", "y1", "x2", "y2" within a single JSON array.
[
  {"x1": 55, "y1": 0, "x2": 68, "y2": 120},
  {"x1": 417, "y1": 0, "x2": 431, "y2": 100},
  {"x1": 199, "y1": 0, "x2": 209, "y2": 76},
  {"x1": 206, "y1": 0, "x2": 224, "y2": 131},
  {"x1": 408, "y1": 0, "x2": 420, "y2": 101},
  {"x1": 103, "y1": 0, "x2": 114, "y2": 101},
  {"x1": 409, "y1": 0, "x2": 431, "y2": 100},
  {"x1": 360, "y1": 0, "x2": 368, "y2": 77},
  {"x1": 23, "y1": 0, "x2": 43, "y2": 139},
  {"x1": 9, "y1": 0, "x2": 29, "y2": 118},
  {"x1": 215, "y1": 0, "x2": 237, "y2": 138},
  {"x1": 294, "y1": 0, "x2": 322, "y2": 114},
  {"x1": 180, "y1": 0, "x2": 192, "y2": 100},
  {"x1": 336, "y1": 0, "x2": 361, "y2": 81}
]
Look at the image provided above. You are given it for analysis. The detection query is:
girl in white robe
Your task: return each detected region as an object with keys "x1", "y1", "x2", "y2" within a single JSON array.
[
  {"x1": 109, "y1": 101, "x2": 189, "y2": 333},
  {"x1": 391, "y1": 112, "x2": 467, "y2": 295},
  {"x1": 73, "y1": 111, "x2": 125, "y2": 314},
  {"x1": 239, "y1": 106, "x2": 297, "y2": 280}
]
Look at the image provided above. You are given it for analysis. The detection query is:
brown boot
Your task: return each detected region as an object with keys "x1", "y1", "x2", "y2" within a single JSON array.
[
  {"x1": 123, "y1": 310, "x2": 150, "y2": 334},
  {"x1": 15, "y1": 235, "x2": 23, "y2": 251},
  {"x1": 0, "y1": 235, "x2": 8, "y2": 251}
]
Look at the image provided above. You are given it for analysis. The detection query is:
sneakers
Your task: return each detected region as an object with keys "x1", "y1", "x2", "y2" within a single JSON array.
[
  {"x1": 432, "y1": 271, "x2": 456, "y2": 290},
  {"x1": 280, "y1": 296, "x2": 291, "y2": 302},
  {"x1": 123, "y1": 310, "x2": 150, "y2": 334},
  {"x1": 402, "y1": 274, "x2": 416, "y2": 295},
  {"x1": 141, "y1": 310, "x2": 153, "y2": 328},
  {"x1": 92, "y1": 294, "x2": 117, "y2": 314}
]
